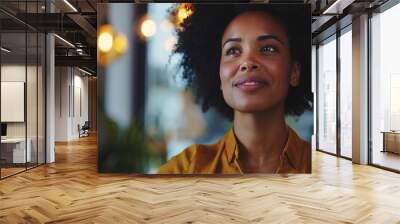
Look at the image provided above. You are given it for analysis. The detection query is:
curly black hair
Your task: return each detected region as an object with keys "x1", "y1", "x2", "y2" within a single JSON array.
[{"x1": 171, "y1": 3, "x2": 312, "y2": 120}]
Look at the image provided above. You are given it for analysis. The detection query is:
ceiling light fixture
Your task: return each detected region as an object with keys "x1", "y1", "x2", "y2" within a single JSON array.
[
  {"x1": 78, "y1": 67, "x2": 93, "y2": 76},
  {"x1": 54, "y1": 34, "x2": 75, "y2": 48},
  {"x1": 1, "y1": 47, "x2": 11, "y2": 53},
  {"x1": 76, "y1": 49, "x2": 84, "y2": 55},
  {"x1": 63, "y1": 0, "x2": 78, "y2": 12},
  {"x1": 322, "y1": 0, "x2": 354, "y2": 15}
]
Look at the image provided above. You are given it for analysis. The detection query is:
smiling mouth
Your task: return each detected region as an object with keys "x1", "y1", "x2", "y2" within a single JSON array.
[
  {"x1": 233, "y1": 78, "x2": 268, "y2": 92},
  {"x1": 235, "y1": 81, "x2": 266, "y2": 86}
]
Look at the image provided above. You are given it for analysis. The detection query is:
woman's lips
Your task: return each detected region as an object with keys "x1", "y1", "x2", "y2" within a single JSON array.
[{"x1": 233, "y1": 77, "x2": 268, "y2": 92}]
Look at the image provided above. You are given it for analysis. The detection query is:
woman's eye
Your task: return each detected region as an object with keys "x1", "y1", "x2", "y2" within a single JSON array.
[
  {"x1": 261, "y1": 46, "x2": 277, "y2": 54},
  {"x1": 225, "y1": 47, "x2": 240, "y2": 56}
]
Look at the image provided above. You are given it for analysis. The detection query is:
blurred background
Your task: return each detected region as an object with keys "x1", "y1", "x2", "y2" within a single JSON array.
[{"x1": 97, "y1": 3, "x2": 313, "y2": 174}]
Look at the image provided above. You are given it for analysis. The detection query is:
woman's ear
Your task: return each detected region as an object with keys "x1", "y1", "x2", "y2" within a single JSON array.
[{"x1": 289, "y1": 61, "x2": 301, "y2": 87}]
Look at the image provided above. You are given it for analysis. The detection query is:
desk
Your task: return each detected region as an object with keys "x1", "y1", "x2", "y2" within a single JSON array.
[
  {"x1": 382, "y1": 131, "x2": 400, "y2": 154},
  {"x1": 1, "y1": 138, "x2": 31, "y2": 163}
]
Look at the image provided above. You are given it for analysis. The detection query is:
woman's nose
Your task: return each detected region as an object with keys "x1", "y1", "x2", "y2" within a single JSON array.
[{"x1": 239, "y1": 60, "x2": 259, "y2": 72}]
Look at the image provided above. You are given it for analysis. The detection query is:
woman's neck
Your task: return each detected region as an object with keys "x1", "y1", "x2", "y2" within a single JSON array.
[{"x1": 233, "y1": 107, "x2": 288, "y2": 172}]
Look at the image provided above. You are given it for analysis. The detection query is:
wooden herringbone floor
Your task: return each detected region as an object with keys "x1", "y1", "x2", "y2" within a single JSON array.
[{"x1": 1, "y1": 135, "x2": 400, "y2": 223}]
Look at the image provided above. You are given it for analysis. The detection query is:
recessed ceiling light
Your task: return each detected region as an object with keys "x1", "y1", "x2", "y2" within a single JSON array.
[
  {"x1": 1, "y1": 47, "x2": 11, "y2": 53},
  {"x1": 54, "y1": 34, "x2": 75, "y2": 48},
  {"x1": 63, "y1": 0, "x2": 78, "y2": 12},
  {"x1": 78, "y1": 67, "x2": 93, "y2": 76},
  {"x1": 322, "y1": 0, "x2": 354, "y2": 15}
]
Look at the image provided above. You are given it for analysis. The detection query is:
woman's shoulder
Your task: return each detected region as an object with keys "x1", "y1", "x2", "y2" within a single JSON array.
[
  {"x1": 157, "y1": 141, "x2": 223, "y2": 174},
  {"x1": 288, "y1": 127, "x2": 310, "y2": 148},
  {"x1": 286, "y1": 127, "x2": 312, "y2": 173}
]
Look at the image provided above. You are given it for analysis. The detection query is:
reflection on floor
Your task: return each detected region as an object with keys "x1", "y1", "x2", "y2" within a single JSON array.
[
  {"x1": 373, "y1": 150, "x2": 400, "y2": 171},
  {"x1": 0, "y1": 163, "x2": 42, "y2": 178},
  {"x1": 0, "y1": 167, "x2": 25, "y2": 178}
]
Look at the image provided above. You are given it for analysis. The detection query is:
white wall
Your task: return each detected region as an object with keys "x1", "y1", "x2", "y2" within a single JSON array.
[
  {"x1": 72, "y1": 72, "x2": 89, "y2": 138},
  {"x1": 55, "y1": 67, "x2": 69, "y2": 141},
  {"x1": 55, "y1": 67, "x2": 89, "y2": 141}
]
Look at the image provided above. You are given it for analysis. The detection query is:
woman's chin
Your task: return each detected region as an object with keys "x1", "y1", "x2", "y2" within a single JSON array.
[
  {"x1": 230, "y1": 99, "x2": 285, "y2": 115},
  {"x1": 233, "y1": 104, "x2": 273, "y2": 114}
]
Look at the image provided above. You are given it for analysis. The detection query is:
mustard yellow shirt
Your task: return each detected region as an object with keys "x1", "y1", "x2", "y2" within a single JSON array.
[{"x1": 158, "y1": 127, "x2": 311, "y2": 174}]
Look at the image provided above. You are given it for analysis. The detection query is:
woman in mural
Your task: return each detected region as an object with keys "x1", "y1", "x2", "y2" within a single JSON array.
[{"x1": 159, "y1": 4, "x2": 312, "y2": 174}]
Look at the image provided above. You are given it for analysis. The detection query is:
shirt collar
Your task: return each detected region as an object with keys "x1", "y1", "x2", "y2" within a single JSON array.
[
  {"x1": 225, "y1": 128, "x2": 237, "y2": 163},
  {"x1": 279, "y1": 127, "x2": 303, "y2": 170},
  {"x1": 224, "y1": 126, "x2": 303, "y2": 170}
]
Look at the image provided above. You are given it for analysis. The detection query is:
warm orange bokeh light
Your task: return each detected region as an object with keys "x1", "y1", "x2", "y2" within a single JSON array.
[
  {"x1": 161, "y1": 20, "x2": 173, "y2": 32},
  {"x1": 140, "y1": 18, "x2": 157, "y2": 38},
  {"x1": 172, "y1": 3, "x2": 194, "y2": 29},
  {"x1": 98, "y1": 25, "x2": 114, "y2": 53},
  {"x1": 164, "y1": 36, "x2": 177, "y2": 52},
  {"x1": 114, "y1": 35, "x2": 128, "y2": 54},
  {"x1": 177, "y1": 7, "x2": 192, "y2": 22},
  {"x1": 98, "y1": 24, "x2": 129, "y2": 67}
]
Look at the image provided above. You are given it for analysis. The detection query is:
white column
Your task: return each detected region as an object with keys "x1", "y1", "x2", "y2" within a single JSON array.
[
  {"x1": 45, "y1": 0, "x2": 55, "y2": 163},
  {"x1": 46, "y1": 33, "x2": 55, "y2": 163},
  {"x1": 352, "y1": 14, "x2": 369, "y2": 164}
]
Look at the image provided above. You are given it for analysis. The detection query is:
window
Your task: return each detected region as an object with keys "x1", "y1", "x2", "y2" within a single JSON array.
[
  {"x1": 339, "y1": 28, "x2": 352, "y2": 158},
  {"x1": 370, "y1": 2, "x2": 400, "y2": 171},
  {"x1": 317, "y1": 35, "x2": 337, "y2": 154}
]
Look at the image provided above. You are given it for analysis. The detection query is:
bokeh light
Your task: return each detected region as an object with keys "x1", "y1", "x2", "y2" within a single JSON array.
[
  {"x1": 161, "y1": 20, "x2": 173, "y2": 32},
  {"x1": 114, "y1": 34, "x2": 128, "y2": 54},
  {"x1": 141, "y1": 19, "x2": 157, "y2": 38},
  {"x1": 98, "y1": 25, "x2": 114, "y2": 53},
  {"x1": 177, "y1": 6, "x2": 192, "y2": 22},
  {"x1": 172, "y1": 3, "x2": 194, "y2": 28},
  {"x1": 164, "y1": 36, "x2": 177, "y2": 52},
  {"x1": 98, "y1": 24, "x2": 129, "y2": 66},
  {"x1": 97, "y1": 25, "x2": 113, "y2": 53}
]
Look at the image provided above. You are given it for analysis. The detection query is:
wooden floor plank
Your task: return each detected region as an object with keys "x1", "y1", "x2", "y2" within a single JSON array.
[{"x1": 0, "y1": 134, "x2": 400, "y2": 223}]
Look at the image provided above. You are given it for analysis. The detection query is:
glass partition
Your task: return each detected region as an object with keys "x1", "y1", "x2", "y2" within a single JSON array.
[
  {"x1": 1, "y1": 30, "x2": 28, "y2": 177},
  {"x1": 0, "y1": 1, "x2": 46, "y2": 179}
]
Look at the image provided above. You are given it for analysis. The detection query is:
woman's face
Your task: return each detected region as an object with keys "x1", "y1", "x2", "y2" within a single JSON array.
[{"x1": 220, "y1": 11, "x2": 300, "y2": 115}]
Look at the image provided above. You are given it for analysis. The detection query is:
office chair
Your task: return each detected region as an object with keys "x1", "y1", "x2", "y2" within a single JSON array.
[{"x1": 79, "y1": 121, "x2": 90, "y2": 138}]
